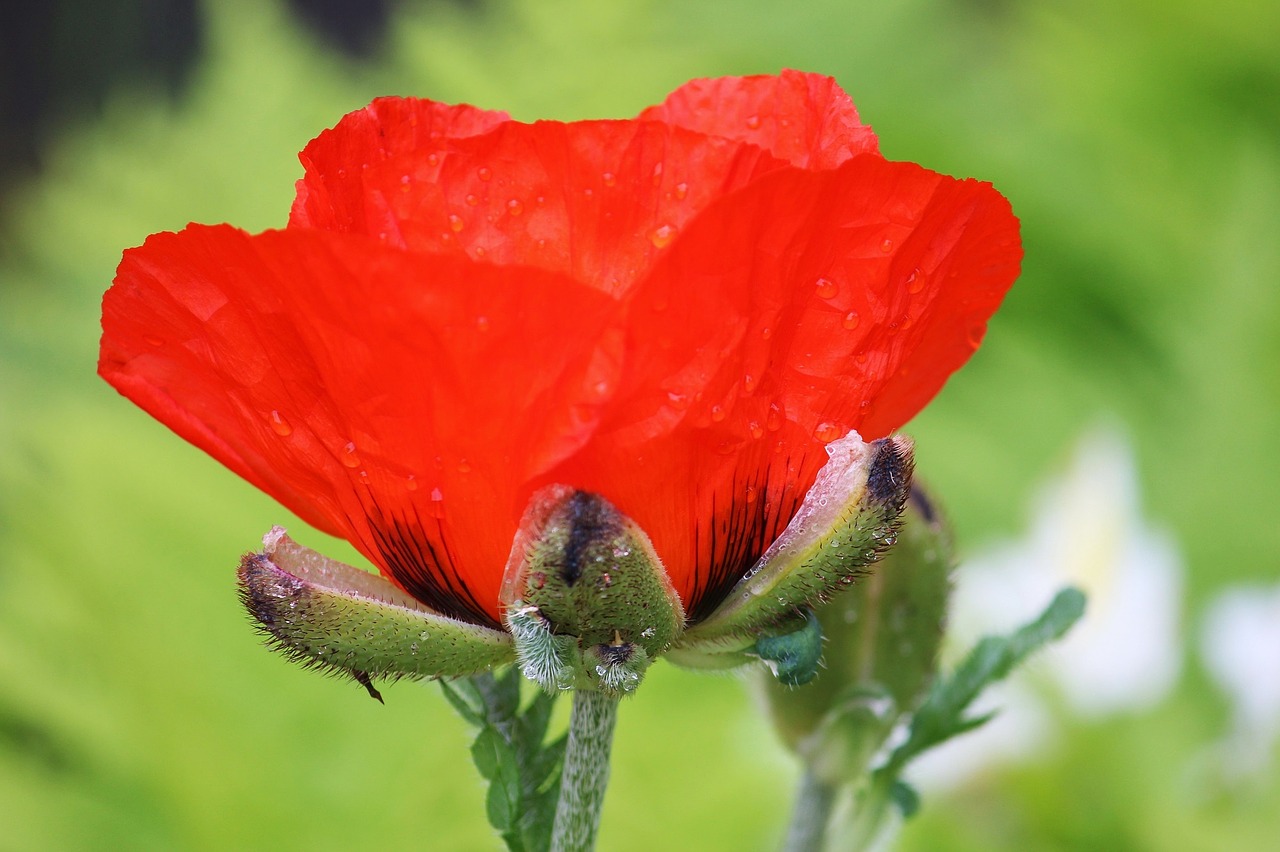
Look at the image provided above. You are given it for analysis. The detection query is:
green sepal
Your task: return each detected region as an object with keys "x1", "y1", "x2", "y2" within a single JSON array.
[
  {"x1": 758, "y1": 485, "x2": 952, "y2": 780},
  {"x1": 238, "y1": 527, "x2": 514, "y2": 698},
  {"x1": 678, "y1": 432, "x2": 914, "y2": 648},
  {"x1": 754, "y1": 608, "x2": 824, "y2": 686},
  {"x1": 502, "y1": 486, "x2": 686, "y2": 696}
]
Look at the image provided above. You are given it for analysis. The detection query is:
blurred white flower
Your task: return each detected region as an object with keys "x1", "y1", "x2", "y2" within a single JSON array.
[
  {"x1": 1200, "y1": 584, "x2": 1280, "y2": 777},
  {"x1": 951, "y1": 425, "x2": 1183, "y2": 715},
  {"x1": 910, "y1": 426, "x2": 1184, "y2": 790}
]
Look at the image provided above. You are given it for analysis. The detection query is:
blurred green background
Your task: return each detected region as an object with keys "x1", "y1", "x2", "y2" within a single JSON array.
[{"x1": 2, "y1": 0, "x2": 1277, "y2": 848}]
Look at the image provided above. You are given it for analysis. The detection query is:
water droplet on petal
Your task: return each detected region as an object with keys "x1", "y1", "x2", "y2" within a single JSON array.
[
  {"x1": 429, "y1": 487, "x2": 445, "y2": 517},
  {"x1": 474, "y1": 246, "x2": 486, "y2": 258},
  {"x1": 465, "y1": 193, "x2": 479, "y2": 206},
  {"x1": 815, "y1": 277, "x2": 838, "y2": 299},
  {"x1": 814, "y1": 422, "x2": 843, "y2": 442},
  {"x1": 507, "y1": 198, "x2": 523, "y2": 216},
  {"x1": 746, "y1": 114, "x2": 761, "y2": 129},
  {"x1": 457, "y1": 458, "x2": 472, "y2": 474},
  {"x1": 268, "y1": 410, "x2": 292, "y2": 436},
  {"x1": 405, "y1": 475, "x2": 418, "y2": 492},
  {"x1": 651, "y1": 162, "x2": 663, "y2": 185},
  {"x1": 649, "y1": 224, "x2": 676, "y2": 248},
  {"x1": 748, "y1": 421, "x2": 764, "y2": 439},
  {"x1": 477, "y1": 167, "x2": 492, "y2": 181},
  {"x1": 880, "y1": 238, "x2": 893, "y2": 253},
  {"x1": 341, "y1": 442, "x2": 360, "y2": 468},
  {"x1": 426, "y1": 153, "x2": 440, "y2": 167},
  {"x1": 667, "y1": 391, "x2": 690, "y2": 410},
  {"x1": 766, "y1": 402, "x2": 784, "y2": 432},
  {"x1": 905, "y1": 268, "x2": 924, "y2": 294},
  {"x1": 761, "y1": 326, "x2": 773, "y2": 340},
  {"x1": 842, "y1": 310, "x2": 861, "y2": 330},
  {"x1": 448, "y1": 214, "x2": 464, "y2": 232},
  {"x1": 674, "y1": 182, "x2": 689, "y2": 200},
  {"x1": 602, "y1": 171, "x2": 617, "y2": 187},
  {"x1": 710, "y1": 404, "x2": 726, "y2": 422},
  {"x1": 745, "y1": 485, "x2": 758, "y2": 504},
  {"x1": 476, "y1": 316, "x2": 490, "y2": 332},
  {"x1": 742, "y1": 373, "x2": 757, "y2": 393}
]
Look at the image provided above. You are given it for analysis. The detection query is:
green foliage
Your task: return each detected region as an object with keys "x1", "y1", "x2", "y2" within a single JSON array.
[
  {"x1": 441, "y1": 669, "x2": 567, "y2": 852},
  {"x1": 880, "y1": 588, "x2": 1088, "y2": 781}
]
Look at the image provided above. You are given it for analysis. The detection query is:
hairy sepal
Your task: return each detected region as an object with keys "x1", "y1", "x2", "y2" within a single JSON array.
[
  {"x1": 239, "y1": 527, "x2": 514, "y2": 698},
  {"x1": 678, "y1": 432, "x2": 914, "y2": 649},
  {"x1": 501, "y1": 486, "x2": 686, "y2": 696}
]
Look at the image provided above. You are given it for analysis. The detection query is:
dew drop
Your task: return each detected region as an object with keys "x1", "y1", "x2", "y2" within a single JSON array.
[
  {"x1": 880, "y1": 238, "x2": 893, "y2": 253},
  {"x1": 507, "y1": 198, "x2": 523, "y2": 216},
  {"x1": 745, "y1": 114, "x2": 761, "y2": 129},
  {"x1": 667, "y1": 391, "x2": 691, "y2": 410},
  {"x1": 710, "y1": 404, "x2": 726, "y2": 422},
  {"x1": 594, "y1": 380, "x2": 611, "y2": 397},
  {"x1": 268, "y1": 410, "x2": 292, "y2": 437},
  {"x1": 602, "y1": 171, "x2": 617, "y2": 187},
  {"x1": 815, "y1": 277, "x2": 838, "y2": 299},
  {"x1": 448, "y1": 214, "x2": 464, "y2": 232},
  {"x1": 842, "y1": 310, "x2": 861, "y2": 330},
  {"x1": 465, "y1": 193, "x2": 479, "y2": 206},
  {"x1": 457, "y1": 458, "x2": 472, "y2": 474},
  {"x1": 429, "y1": 487, "x2": 445, "y2": 517},
  {"x1": 742, "y1": 373, "x2": 757, "y2": 393},
  {"x1": 400, "y1": 174, "x2": 412, "y2": 191},
  {"x1": 474, "y1": 246, "x2": 487, "y2": 258},
  {"x1": 341, "y1": 442, "x2": 360, "y2": 468},
  {"x1": 766, "y1": 402, "x2": 784, "y2": 432},
  {"x1": 761, "y1": 326, "x2": 773, "y2": 340},
  {"x1": 748, "y1": 420, "x2": 764, "y2": 439},
  {"x1": 674, "y1": 181, "x2": 689, "y2": 200},
  {"x1": 814, "y1": 421, "x2": 843, "y2": 443},
  {"x1": 477, "y1": 166, "x2": 492, "y2": 181},
  {"x1": 427, "y1": 153, "x2": 440, "y2": 167},
  {"x1": 651, "y1": 161, "x2": 663, "y2": 185},
  {"x1": 476, "y1": 315, "x2": 491, "y2": 332},
  {"x1": 649, "y1": 224, "x2": 676, "y2": 248},
  {"x1": 536, "y1": 238, "x2": 547, "y2": 249},
  {"x1": 745, "y1": 485, "x2": 758, "y2": 504},
  {"x1": 905, "y1": 268, "x2": 924, "y2": 294},
  {"x1": 405, "y1": 475, "x2": 419, "y2": 492}
]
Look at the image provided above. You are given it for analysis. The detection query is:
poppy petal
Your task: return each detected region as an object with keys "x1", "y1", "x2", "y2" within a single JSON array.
[
  {"x1": 101, "y1": 225, "x2": 622, "y2": 624},
  {"x1": 637, "y1": 69, "x2": 880, "y2": 168},
  {"x1": 290, "y1": 97, "x2": 510, "y2": 232},
  {"x1": 550, "y1": 155, "x2": 1020, "y2": 617}
]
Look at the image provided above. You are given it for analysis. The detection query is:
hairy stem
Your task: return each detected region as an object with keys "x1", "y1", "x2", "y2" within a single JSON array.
[
  {"x1": 782, "y1": 769, "x2": 838, "y2": 852},
  {"x1": 550, "y1": 689, "x2": 619, "y2": 852}
]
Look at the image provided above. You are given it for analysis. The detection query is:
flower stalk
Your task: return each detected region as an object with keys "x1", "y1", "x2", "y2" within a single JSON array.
[{"x1": 550, "y1": 689, "x2": 620, "y2": 852}]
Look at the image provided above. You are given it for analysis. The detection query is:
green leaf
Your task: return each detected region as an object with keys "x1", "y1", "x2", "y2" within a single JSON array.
[
  {"x1": 881, "y1": 586, "x2": 1087, "y2": 776},
  {"x1": 441, "y1": 670, "x2": 568, "y2": 852}
]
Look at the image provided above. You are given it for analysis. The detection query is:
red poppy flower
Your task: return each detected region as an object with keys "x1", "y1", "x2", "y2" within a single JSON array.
[{"x1": 99, "y1": 70, "x2": 1020, "y2": 631}]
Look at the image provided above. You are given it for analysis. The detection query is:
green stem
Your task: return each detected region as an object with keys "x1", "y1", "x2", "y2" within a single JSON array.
[
  {"x1": 550, "y1": 689, "x2": 619, "y2": 852},
  {"x1": 782, "y1": 768, "x2": 838, "y2": 852}
]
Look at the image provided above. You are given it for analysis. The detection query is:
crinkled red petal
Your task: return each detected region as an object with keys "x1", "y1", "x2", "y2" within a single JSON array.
[
  {"x1": 550, "y1": 155, "x2": 1021, "y2": 617},
  {"x1": 100, "y1": 225, "x2": 621, "y2": 625},
  {"x1": 638, "y1": 69, "x2": 880, "y2": 168}
]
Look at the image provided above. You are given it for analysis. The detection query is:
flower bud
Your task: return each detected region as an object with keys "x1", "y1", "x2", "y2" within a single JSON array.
[{"x1": 757, "y1": 485, "x2": 952, "y2": 783}]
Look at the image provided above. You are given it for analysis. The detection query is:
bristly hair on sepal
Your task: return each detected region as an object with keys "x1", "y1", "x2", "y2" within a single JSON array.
[
  {"x1": 237, "y1": 527, "x2": 516, "y2": 700},
  {"x1": 669, "y1": 432, "x2": 915, "y2": 663}
]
